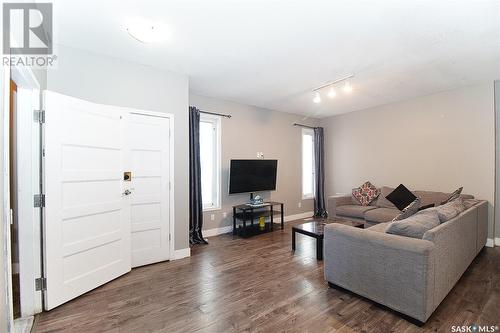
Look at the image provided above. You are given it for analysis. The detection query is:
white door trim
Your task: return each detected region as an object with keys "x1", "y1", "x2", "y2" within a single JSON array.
[
  {"x1": 2, "y1": 61, "x2": 14, "y2": 333},
  {"x1": 11, "y1": 66, "x2": 43, "y2": 317},
  {"x1": 125, "y1": 109, "x2": 175, "y2": 260},
  {"x1": 15, "y1": 88, "x2": 42, "y2": 317}
]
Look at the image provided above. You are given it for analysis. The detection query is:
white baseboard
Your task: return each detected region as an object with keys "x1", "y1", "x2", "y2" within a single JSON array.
[
  {"x1": 204, "y1": 225, "x2": 233, "y2": 238},
  {"x1": 203, "y1": 211, "x2": 314, "y2": 238},
  {"x1": 495, "y1": 238, "x2": 500, "y2": 247},
  {"x1": 172, "y1": 248, "x2": 190, "y2": 260},
  {"x1": 486, "y1": 238, "x2": 494, "y2": 247},
  {"x1": 280, "y1": 211, "x2": 314, "y2": 223},
  {"x1": 14, "y1": 316, "x2": 34, "y2": 333}
]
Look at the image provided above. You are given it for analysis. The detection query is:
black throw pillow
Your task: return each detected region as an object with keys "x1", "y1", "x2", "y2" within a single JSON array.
[
  {"x1": 418, "y1": 203, "x2": 435, "y2": 211},
  {"x1": 385, "y1": 184, "x2": 417, "y2": 211}
]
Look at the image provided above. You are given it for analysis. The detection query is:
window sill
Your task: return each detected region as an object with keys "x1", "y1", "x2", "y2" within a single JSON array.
[{"x1": 302, "y1": 196, "x2": 315, "y2": 200}]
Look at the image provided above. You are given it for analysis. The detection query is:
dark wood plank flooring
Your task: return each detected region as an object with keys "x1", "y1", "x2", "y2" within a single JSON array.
[{"x1": 34, "y1": 219, "x2": 500, "y2": 333}]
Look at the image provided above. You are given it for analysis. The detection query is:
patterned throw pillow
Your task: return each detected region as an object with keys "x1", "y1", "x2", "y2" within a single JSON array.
[
  {"x1": 392, "y1": 198, "x2": 421, "y2": 221},
  {"x1": 441, "y1": 187, "x2": 463, "y2": 205},
  {"x1": 352, "y1": 181, "x2": 380, "y2": 206}
]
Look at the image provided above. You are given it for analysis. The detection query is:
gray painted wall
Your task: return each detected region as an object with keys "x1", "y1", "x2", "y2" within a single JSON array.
[
  {"x1": 320, "y1": 83, "x2": 496, "y2": 240},
  {"x1": 189, "y1": 94, "x2": 319, "y2": 232},
  {"x1": 47, "y1": 45, "x2": 190, "y2": 250}
]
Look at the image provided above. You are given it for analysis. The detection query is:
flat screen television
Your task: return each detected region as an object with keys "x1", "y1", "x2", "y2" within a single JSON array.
[{"x1": 229, "y1": 159, "x2": 278, "y2": 194}]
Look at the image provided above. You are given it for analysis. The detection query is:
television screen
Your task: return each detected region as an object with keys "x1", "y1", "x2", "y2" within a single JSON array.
[{"x1": 229, "y1": 159, "x2": 278, "y2": 194}]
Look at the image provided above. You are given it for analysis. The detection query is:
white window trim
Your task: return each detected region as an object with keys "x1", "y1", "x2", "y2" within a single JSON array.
[
  {"x1": 200, "y1": 113, "x2": 221, "y2": 211},
  {"x1": 302, "y1": 128, "x2": 316, "y2": 200}
]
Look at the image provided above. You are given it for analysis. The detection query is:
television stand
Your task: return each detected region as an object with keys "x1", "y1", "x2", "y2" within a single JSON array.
[{"x1": 232, "y1": 202, "x2": 284, "y2": 238}]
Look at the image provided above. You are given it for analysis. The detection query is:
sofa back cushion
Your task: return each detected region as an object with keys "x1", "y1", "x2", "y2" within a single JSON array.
[
  {"x1": 386, "y1": 210, "x2": 440, "y2": 239},
  {"x1": 378, "y1": 187, "x2": 474, "y2": 208},
  {"x1": 413, "y1": 190, "x2": 450, "y2": 207},
  {"x1": 376, "y1": 186, "x2": 398, "y2": 209}
]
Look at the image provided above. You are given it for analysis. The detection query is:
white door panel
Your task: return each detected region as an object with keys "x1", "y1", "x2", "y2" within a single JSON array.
[
  {"x1": 127, "y1": 113, "x2": 170, "y2": 267},
  {"x1": 43, "y1": 91, "x2": 131, "y2": 310}
]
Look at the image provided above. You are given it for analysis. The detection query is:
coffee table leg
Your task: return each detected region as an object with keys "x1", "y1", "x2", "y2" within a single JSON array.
[
  {"x1": 233, "y1": 207, "x2": 237, "y2": 235},
  {"x1": 270, "y1": 206, "x2": 274, "y2": 231},
  {"x1": 317, "y1": 237, "x2": 323, "y2": 260},
  {"x1": 292, "y1": 229, "x2": 296, "y2": 251},
  {"x1": 281, "y1": 204, "x2": 284, "y2": 230}
]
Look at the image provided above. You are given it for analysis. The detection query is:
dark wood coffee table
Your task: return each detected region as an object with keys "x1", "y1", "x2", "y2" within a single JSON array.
[{"x1": 292, "y1": 219, "x2": 364, "y2": 260}]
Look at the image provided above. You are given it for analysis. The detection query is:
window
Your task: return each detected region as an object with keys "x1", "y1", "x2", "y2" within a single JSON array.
[
  {"x1": 302, "y1": 128, "x2": 315, "y2": 199},
  {"x1": 200, "y1": 114, "x2": 221, "y2": 210}
]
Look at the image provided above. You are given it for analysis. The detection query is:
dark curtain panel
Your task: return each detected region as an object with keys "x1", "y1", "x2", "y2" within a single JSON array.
[
  {"x1": 313, "y1": 127, "x2": 328, "y2": 218},
  {"x1": 189, "y1": 106, "x2": 208, "y2": 245}
]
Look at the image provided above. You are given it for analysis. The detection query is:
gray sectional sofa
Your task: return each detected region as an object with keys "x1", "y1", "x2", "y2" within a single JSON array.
[
  {"x1": 323, "y1": 190, "x2": 488, "y2": 324},
  {"x1": 328, "y1": 186, "x2": 474, "y2": 227}
]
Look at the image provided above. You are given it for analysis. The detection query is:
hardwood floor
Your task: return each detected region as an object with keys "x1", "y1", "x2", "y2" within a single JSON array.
[{"x1": 34, "y1": 219, "x2": 500, "y2": 333}]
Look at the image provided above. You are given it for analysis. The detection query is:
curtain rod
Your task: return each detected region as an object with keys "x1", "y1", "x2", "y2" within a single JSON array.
[
  {"x1": 293, "y1": 123, "x2": 318, "y2": 129},
  {"x1": 200, "y1": 110, "x2": 232, "y2": 118}
]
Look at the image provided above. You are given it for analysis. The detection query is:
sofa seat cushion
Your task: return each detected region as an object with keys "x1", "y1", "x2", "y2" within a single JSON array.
[
  {"x1": 364, "y1": 208, "x2": 400, "y2": 223},
  {"x1": 367, "y1": 221, "x2": 390, "y2": 233},
  {"x1": 336, "y1": 205, "x2": 377, "y2": 218}
]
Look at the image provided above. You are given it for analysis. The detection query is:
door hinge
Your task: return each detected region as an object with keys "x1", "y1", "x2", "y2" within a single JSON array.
[
  {"x1": 34, "y1": 194, "x2": 45, "y2": 208},
  {"x1": 169, "y1": 234, "x2": 171, "y2": 241},
  {"x1": 35, "y1": 277, "x2": 46, "y2": 291},
  {"x1": 33, "y1": 109, "x2": 45, "y2": 123}
]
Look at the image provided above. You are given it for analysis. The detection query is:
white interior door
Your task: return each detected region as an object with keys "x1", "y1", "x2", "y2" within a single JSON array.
[
  {"x1": 43, "y1": 91, "x2": 131, "y2": 310},
  {"x1": 127, "y1": 112, "x2": 171, "y2": 267}
]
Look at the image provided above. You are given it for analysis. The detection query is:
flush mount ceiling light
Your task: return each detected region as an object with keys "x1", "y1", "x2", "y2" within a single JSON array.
[
  {"x1": 311, "y1": 74, "x2": 355, "y2": 104},
  {"x1": 125, "y1": 19, "x2": 169, "y2": 43}
]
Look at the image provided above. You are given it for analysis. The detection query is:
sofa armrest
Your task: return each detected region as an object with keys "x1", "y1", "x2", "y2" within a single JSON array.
[
  {"x1": 421, "y1": 202, "x2": 487, "y2": 311},
  {"x1": 324, "y1": 224, "x2": 435, "y2": 322},
  {"x1": 327, "y1": 195, "x2": 352, "y2": 217}
]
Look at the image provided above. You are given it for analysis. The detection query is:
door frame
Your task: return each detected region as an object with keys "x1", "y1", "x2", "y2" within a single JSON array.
[
  {"x1": 127, "y1": 109, "x2": 175, "y2": 259},
  {"x1": 10, "y1": 66, "x2": 42, "y2": 317}
]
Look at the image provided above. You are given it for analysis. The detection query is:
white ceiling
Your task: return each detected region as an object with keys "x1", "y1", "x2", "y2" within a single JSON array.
[{"x1": 53, "y1": 0, "x2": 500, "y2": 118}]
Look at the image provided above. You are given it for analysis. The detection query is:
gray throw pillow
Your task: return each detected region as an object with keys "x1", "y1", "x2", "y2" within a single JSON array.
[
  {"x1": 441, "y1": 187, "x2": 463, "y2": 204},
  {"x1": 434, "y1": 197, "x2": 466, "y2": 223},
  {"x1": 386, "y1": 210, "x2": 440, "y2": 239},
  {"x1": 392, "y1": 198, "x2": 421, "y2": 221}
]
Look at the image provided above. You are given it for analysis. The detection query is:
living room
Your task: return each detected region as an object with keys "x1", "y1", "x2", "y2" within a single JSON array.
[{"x1": 0, "y1": 1, "x2": 499, "y2": 332}]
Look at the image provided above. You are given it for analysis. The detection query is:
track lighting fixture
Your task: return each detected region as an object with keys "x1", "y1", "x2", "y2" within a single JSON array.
[
  {"x1": 313, "y1": 92, "x2": 321, "y2": 104},
  {"x1": 327, "y1": 87, "x2": 337, "y2": 98},
  {"x1": 343, "y1": 81, "x2": 353, "y2": 93},
  {"x1": 311, "y1": 74, "x2": 354, "y2": 104}
]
